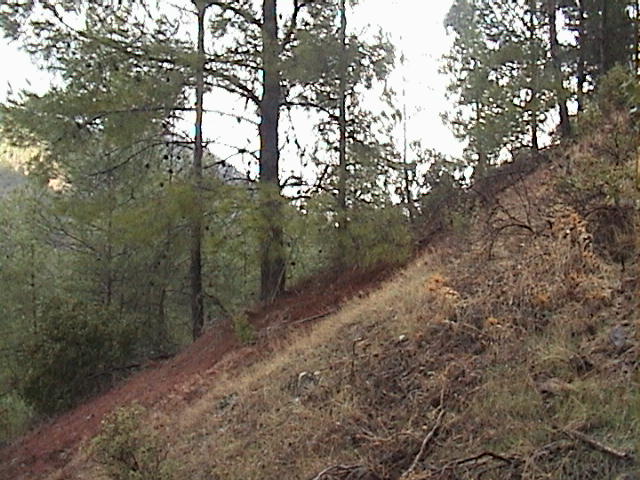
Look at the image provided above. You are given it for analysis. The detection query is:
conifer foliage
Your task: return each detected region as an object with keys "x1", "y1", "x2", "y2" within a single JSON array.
[
  {"x1": 0, "y1": 0, "x2": 411, "y2": 430},
  {"x1": 443, "y1": 0, "x2": 638, "y2": 172}
]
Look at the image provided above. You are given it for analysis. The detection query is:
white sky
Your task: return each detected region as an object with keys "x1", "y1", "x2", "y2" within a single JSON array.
[{"x1": 0, "y1": 0, "x2": 462, "y2": 173}]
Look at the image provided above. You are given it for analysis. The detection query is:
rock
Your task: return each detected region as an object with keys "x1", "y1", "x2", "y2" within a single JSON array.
[
  {"x1": 537, "y1": 378, "x2": 574, "y2": 396},
  {"x1": 610, "y1": 325, "x2": 629, "y2": 351},
  {"x1": 217, "y1": 392, "x2": 238, "y2": 411}
]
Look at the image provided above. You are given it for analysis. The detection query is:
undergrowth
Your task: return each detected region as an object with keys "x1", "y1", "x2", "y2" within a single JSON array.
[
  {"x1": 71, "y1": 159, "x2": 640, "y2": 480},
  {"x1": 91, "y1": 404, "x2": 177, "y2": 480},
  {"x1": 55, "y1": 69, "x2": 640, "y2": 480}
]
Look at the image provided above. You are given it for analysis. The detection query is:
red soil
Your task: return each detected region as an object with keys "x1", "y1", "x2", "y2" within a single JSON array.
[{"x1": 0, "y1": 265, "x2": 393, "y2": 480}]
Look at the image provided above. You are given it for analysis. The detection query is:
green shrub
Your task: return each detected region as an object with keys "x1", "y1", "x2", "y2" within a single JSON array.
[
  {"x1": 345, "y1": 203, "x2": 413, "y2": 268},
  {"x1": 18, "y1": 297, "x2": 136, "y2": 415},
  {"x1": 0, "y1": 392, "x2": 33, "y2": 445},
  {"x1": 92, "y1": 404, "x2": 176, "y2": 480},
  {"x1": 288, "y1": 194, "x2": 413, "y2": 277},
  {"x1": 232, "y1": 312, "x2": 256, "y2": 344}
]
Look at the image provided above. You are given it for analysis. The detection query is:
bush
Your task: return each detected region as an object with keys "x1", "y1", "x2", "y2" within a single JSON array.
[
  {"x1": 288, "y1": 194, "x2": 413, "y2": 279},
  {"x1": 0, "y1": 392, "x2": 33, "y2": 446},
  {"x1": 92, "y1": 404, "x2": 176, "y2": 480},
  {"x1": 345, "y1": 203, "x2": 413, "y2": 268},
  {"x1": 18, "y1": 297, "x2": 136, "y2": 415},
  {"x1": 232, "y1": 313, "x2": 256, "y2": 344},
  {"x1": 559, "y1": 67, "x2": 640, "y2": 265}
]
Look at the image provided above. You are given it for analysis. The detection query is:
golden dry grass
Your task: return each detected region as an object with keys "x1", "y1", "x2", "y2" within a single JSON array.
[{"x1": 52, "y1": 148, "x2": 640, "y2": 480}]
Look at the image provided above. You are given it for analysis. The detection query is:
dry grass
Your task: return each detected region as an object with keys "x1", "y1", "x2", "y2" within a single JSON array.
[{"x1": 50, "y1": 148, "x2": 640, "y2": 480}]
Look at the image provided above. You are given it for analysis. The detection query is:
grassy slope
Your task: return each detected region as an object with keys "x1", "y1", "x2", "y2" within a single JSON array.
[{"x1": 50, "y1": 152, "x2": 640, "y2": 480}]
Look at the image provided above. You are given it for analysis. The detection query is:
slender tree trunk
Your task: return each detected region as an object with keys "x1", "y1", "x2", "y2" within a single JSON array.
[
  {"x1": 259, "y1": 0, "x2": 286, "y2": 302},
  {"x1": 105, "y1": 175, "x2": 115, "y2": 308},
  {"x1": 577, "y1": 0, "x2": 586, "y2": 111},
  {"x1": 635, "y1": 0, "x2": 640, "y2": 75},
  {"x1": 190, "y1": 0, "x2": 206, "y2": 339},
  {"x1": 474, "y1": 101, "x2": 488, "y2": 177},
  {"x1": 601, "y1": 0, "x2": 609, "y2": 72},
  {"x1": 402, "y1": 101, "x2": 415, "y2": 223},
  {"x1": 157, "y1": 286, "x2": 169, "y2": 349},
  {"x1": 548, "y1": 0, "x2": 571, "y2": 137},
  {"x1": 528, "y1": 0, "x2": 540, "y2": 151},
  {"x1": 336, "y1": 0, "x2": 349, "y2": 263},
  {"x1": 30, "y1": 243, "x2": 37, "y2": 332}
]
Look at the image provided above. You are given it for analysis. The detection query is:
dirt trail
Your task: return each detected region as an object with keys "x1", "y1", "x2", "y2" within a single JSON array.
[{"x1": 0, "y1": 266, "x2": 392, "y2": 480}]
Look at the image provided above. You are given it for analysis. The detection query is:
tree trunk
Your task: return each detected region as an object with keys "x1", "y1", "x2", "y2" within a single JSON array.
[
  {"x1": 528, "y1": 0, "x2": 540, "y2": 151},
  {"x1": 577, "y1": 0, "x2": 586, "y2": 111},
  {"x1": 601, "y1": 0, "x2": 609, "y2": 72},
  {"x1": 30, "y1": 243, "x2": 37, "y2": 332},
  {"x1": 636, "y1": 0, "x2": 640, "y2": 74},
  {"x1": 259, "y1": 0, "x2": 286, "y2": 302},
  {"x1": 105, "y1": 174, "x2": 115, "y2": 308},
  {"x1": 548, "y1": 0, "x2": 571, "y2": 137},
  {"x1": 402, "y1": 102, "x2": 415, "y2": 223},
  {"x1": 336, "y1": 0, "x2": 349, "y2": 263},
  {"x1": 190, "y1": 0, "x2": 206, "y2": 339},
  {"x1": 474, "y1": 101, "x2": 488, "y2": 177}
]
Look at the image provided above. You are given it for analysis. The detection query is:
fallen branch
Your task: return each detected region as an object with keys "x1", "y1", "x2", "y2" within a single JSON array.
[
  {"x1": 309, "y1": 464, "x2": 363, "y2": 480},
  {"x1": 563, "y1": 429, "x2": 635, "y2": 461},
  {"x1": 400, "y1": 409, "x2": 446, "y2": 478},
  {"x1": 289, "y1": 309, "x2": 338, "y2": 327},
  {"x1": 447, "y1": 451, "x2": 518, "y2": 467},
  {"x1": 262, "y1": 309, "x2": 338, "y2": 337}
]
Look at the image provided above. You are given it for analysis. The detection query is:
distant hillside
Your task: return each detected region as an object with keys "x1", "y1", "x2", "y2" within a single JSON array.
[{"x1": 0, "y1": 163, "x2": 25, "y2": 197}]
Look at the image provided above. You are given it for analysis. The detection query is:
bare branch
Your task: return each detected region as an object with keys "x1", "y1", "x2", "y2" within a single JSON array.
[{"x1": 209, "y1": 0, "x2": 262, "y2": 28}]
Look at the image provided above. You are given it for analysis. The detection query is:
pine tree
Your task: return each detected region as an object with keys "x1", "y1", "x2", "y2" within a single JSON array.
[
  {"x1": 0, "y1": 0, "x2": 224, "y2": 340},
  {"x1": 444, "y1": 0, "x2": 556, "y2": 172}
]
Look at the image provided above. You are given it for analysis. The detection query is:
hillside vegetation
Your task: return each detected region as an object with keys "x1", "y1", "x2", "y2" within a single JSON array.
[
  {"x1": 3, "y1": 75, "x2": 639, "y2": 480},
  {"x1": 2, "y1": 1, "x2": 640, "y2": 478}
]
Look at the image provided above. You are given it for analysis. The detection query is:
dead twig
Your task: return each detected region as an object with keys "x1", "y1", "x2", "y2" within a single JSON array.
[
  {"x1": 262, "y1": 309, "x2": 338, "y2": 337},
  {"x1": 563, "y1": 429, "x2": 635, "y2": 461},
  {"x1": 400, "y1": 409, "x2": 446, "y2": 478},
  {"x1": 447, "y1": 451, "x2": 518, "y2": 467},
  {"x1": 424, "y1": 451, "x2": 521, "y2": 479},
  {"x1": 309, "y1": 464, "x2": 362, "y2": 480},
  {"x1": 288, "y1": 309, "x2": 339, "y2": 327}
]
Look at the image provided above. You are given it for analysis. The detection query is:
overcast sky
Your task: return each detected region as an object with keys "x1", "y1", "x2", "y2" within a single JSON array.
[{"x1": 0, "y1": 0, "x2": 462, "y2": 172}]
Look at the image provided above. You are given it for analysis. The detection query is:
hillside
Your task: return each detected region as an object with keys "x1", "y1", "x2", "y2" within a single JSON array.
[{"x1": 1, "y1": 136, "x2": 639, "y2": 480}]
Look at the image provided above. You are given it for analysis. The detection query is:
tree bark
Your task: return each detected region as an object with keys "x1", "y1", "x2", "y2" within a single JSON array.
[
  {"x1": 190, "y1": 0, "x2": 206, "y2": 339},
  {"x1": 474, "y1": 101, "x2": 488, "y2": 177},
  {"x1": 528, "y1": 0, "x2": 540, "y2": 151},
  {"x1": 259, "y1": 0, "x2": 286, "y2": 302},
  {"x1": 601, "y1": 0, "x2": 609, "y2": 72},
  {"x1": 635, "y1": 0, "x2": 640, "y2": 74},
  {"x1": 577, "y1": 0, "x2": 586, "y2": 111},
  {"x1": 548, "y1": 0, "x2": 571, "y2": 137},
  {"x1": 336, "y1": 0, "x2": 349, "y2": 263},
  {"x1": 402, "y1": 101, "x2": 415, "y2": 223}
]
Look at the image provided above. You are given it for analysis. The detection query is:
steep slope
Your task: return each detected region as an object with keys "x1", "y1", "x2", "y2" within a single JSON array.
[
  {"x1": 3, "y1": 147, "x2": 639, "y2": 480},
  {"x1": 0, "y1": 267, "x2": 392, "y2": 480},
  {"x1": 153, "y1": 153, "x2": 636, "y2": 480}
]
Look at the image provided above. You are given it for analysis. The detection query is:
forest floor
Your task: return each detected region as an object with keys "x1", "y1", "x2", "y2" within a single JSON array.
[{"x1": 0, "y1": 265, "x2": 394, "y2": 480}]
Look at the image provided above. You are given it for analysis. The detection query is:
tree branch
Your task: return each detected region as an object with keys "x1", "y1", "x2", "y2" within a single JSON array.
[{"x1": 209, "y1": 1, "x2": 262, "y2": 28}]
